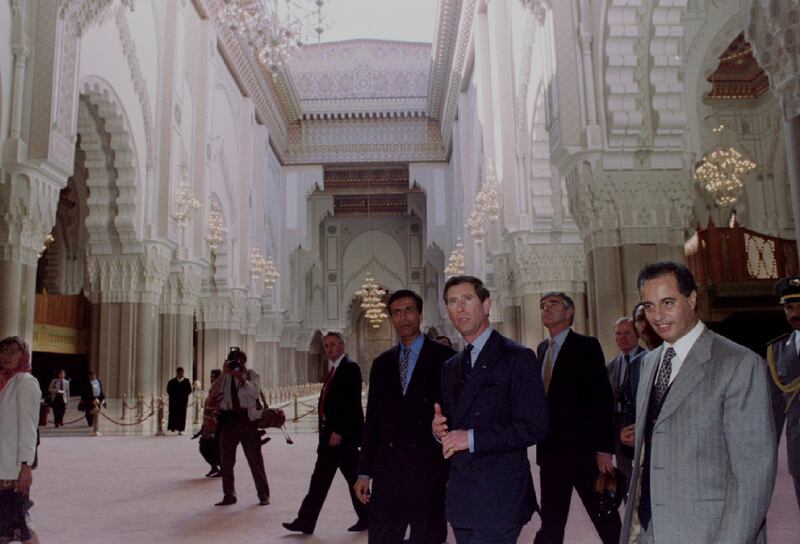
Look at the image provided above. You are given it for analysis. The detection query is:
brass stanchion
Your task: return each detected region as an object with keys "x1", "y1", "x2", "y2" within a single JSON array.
[
  {"x1": 155, "y1": 396, "x2": 165, "y2": 436},
  {"x1": 91, "y1": 399, "x2": 101, "y2": 436},
  {"x1": 293, "y1": 393, "x2": 299, "y2": 422},
  {"x1": 121, "y1": 393, "x2": 128, "y2": 420}
]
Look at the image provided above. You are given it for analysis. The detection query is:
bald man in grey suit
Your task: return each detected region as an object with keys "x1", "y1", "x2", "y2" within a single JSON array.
[{"x1": 620, "y1": 262, "x2": 776, "y2": 544}]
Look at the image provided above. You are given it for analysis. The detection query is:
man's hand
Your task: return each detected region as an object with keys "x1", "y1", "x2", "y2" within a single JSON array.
[
  {"x1": 354, "y1": 476, "x2": 371, "y2": 504},
  {"x1": 441, "y1": 429, "x2": 469, "y2": 459},
  {"x1": 596, "y1": 452, "x2": 614, "y2": 474},
  {"x1": 328, "y1": 431, "x2": 342, "y2": 447},
  {"x1": 16, "y1": 464, "x2": 32, "y2": 494},
  {"x1": 432, "y1": 403, "x2": 449, "y2": 440},
  {"x1": 620, "y1": 424, "x2": 635, "y2": 447}
]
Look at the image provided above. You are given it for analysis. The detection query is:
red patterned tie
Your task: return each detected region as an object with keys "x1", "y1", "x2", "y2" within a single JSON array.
[{"x1": 319, "y1": 366, "x2": 335, "y2": 419}]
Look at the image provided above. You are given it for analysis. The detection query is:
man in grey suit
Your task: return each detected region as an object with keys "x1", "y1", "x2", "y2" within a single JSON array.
[
  {"x1": 620, "y1": 261, "x2": 776, "y2": 544},
  {"x1": 767, "y1": 275, "x2": 800, "y2": 510}
]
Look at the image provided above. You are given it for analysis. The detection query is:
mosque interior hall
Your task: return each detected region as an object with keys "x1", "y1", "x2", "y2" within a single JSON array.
[{"x1": 2, "y1": 0, "x2": 800, "y2": 541}]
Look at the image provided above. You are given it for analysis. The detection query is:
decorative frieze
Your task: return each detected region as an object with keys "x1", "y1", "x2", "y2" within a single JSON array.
[
  {"x1": 85, "y1": 242, "x2": 172, "y2": 305},
  {"x1": 565, "y1": 162, "x2": 694, "y2": 251}
]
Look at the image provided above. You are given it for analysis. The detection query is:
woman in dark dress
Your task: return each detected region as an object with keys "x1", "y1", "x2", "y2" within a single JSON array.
[{"x1": 166, "y1": 367, "x2": 193, "y2": 434}]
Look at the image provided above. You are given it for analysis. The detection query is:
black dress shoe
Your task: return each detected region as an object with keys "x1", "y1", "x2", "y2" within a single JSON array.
[
  {"x1": 259, "y1": 497, "x2": 270, "y2": 506},
  {"x1": 214, "y1": 496, "x2": 237, "y2": 506},
  {"x1": 282, "y1": 520, "x2": 313, "y2": 534},
  {"x1": 205, "y1": 468, "x2": 219, "y2": 477},
  {"x1": 347, "y1": 519, "x2": 369, "y2": 532}
]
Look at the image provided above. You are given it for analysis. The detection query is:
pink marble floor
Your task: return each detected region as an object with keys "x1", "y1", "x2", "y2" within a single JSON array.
[{"x1": 28, "y1": 428, "x2": 799, "y2": 543}]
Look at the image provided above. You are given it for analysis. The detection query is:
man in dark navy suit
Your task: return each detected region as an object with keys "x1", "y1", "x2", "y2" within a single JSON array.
[
  {"x1": 534, "y1": 292, "x2": 619, "y2": 544},
  {"x1": 433, "y1": 275, "x2": 548, "y2": 543},
  {"x1": 355, "y1": 289, "x2": 455, "y2": 543},
  {"x1": 283, "y1": 332, "x2": 368, "y2": 534}
]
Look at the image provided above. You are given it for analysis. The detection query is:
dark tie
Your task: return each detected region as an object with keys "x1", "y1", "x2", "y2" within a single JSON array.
[
  {"x1": 654, "y1": 347, "x2": 676, "y2": 405},
  {"x1": 230, "y1": 378, "x2": 241, "y2": 411},
  {"x1": 319, "y1": 366, "x2": 335, "y2": 419},
  {"x1": 455, "y1": 344, "x2": 474, "y2": 405},
  {"x1": 399, "y1": 346, "x2": 411, "y2": 392},
  {"x1": 620, "y1": 354, "x2": 630, "y2": 389}
]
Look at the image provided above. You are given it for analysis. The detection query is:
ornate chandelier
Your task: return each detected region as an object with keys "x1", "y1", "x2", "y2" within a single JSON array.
[
  {"x1": 249, "y1": 248, "x2": 267, "y2": 279},
  {"x1": 695, "y1": 123, "x2": 757, "y2": 208},
  {"x1": 205, "y1": 203, "x2": 228, "y2": 252},
  {"x1": 217, "y1": 0, "x2": 327, "y2": 76},
  {"x1": 465, "y1": 160, "x2": 501, "y2": 240},
  {"x1": 355, "y1": 273, "x2": 387, "y2": 328},
  {"x1": 263, "y1": 257, "x2": 280, "y2": 290},
  {"x1": 172, "y1": 162, "x2": 202, "y2": 230},
  {"x1": 444, "y1": 239, "x2": 465, "y2": 278},
  {"x1": 38, "y1": 234, "x2": 55, "y2": 259}
]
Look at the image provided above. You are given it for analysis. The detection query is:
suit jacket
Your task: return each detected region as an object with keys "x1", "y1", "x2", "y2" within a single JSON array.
[
  {"x1": 318, "y1": 356, "x2": 364, "y2": 449},
  {"x1": 767, "y1": 332, "x2": 800, "y2": 476},
  {"x1": 607, "y1": 346, "x2": 645, "y2": 401},
  {"x1": 536, "y1": 330, "x2": 615, "y2": 468},
  {"x1": 620, "y1": 329, "x2": 777, "y2": 544},
  {"x1": 358, "y1": 336, "x2": 455, "y2": 499},
  {"x1": 440, "y1": 330, "x2": 548, "y2": 530}
]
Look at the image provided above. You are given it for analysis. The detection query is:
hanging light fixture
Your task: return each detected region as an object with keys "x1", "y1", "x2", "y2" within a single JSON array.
[
  {"x1": 205, "y1": 203, "x2": 228, "y2": 252},
  {"x1": 356, "y1": 175, "x2": 387, "y2": 328},
  {"x1": 695, "y1": 122, "x2": 757, "y2": 208},
  {"x1": 263, "y1": 256, "x2": 280, "y2": 290},
  {"x1": 355, "y1": 273, "x2": 387, "y2": 328},
  {"x1": 465, "y1": 160, "x2": 501, "y2": 240},
  {"x1": 217, "y1": 0, "x2": 327, "y2": 77},
  {"x1": 172, "y1": 161, "x2": 202, "y2": 230},
  {"x1": 444, "y1": 239, "x2": 466, "y2": 278},
  {"x1": 38, "y1": 234, "x2": 55, "y2": 259},
  {"x1": 249, "y1": 248, "x2": 267, "y2": 279}
]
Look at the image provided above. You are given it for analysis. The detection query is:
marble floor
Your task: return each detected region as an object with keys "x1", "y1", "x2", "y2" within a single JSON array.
[{"x1": 29, "y1": 402, "x2": 800, "y2": 543}]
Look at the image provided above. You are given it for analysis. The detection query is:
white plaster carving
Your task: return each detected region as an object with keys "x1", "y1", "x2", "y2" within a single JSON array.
[
  {"x1": 746, "y1": 0, "x2": 800, "y2": 120},
  {"x1": 78, "y1": 78, "x2": 141, "y2": 252},
  {"x1": 289, "y1": 41, "x2": 431, "y2": 101},
  {"x1": 114, "y1": 5, "x2": 155, "y2": 166}
]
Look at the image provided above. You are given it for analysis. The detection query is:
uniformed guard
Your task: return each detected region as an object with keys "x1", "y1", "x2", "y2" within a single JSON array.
[{"x1": 767, "y1": 275, "x2": 800, "y2": 510}]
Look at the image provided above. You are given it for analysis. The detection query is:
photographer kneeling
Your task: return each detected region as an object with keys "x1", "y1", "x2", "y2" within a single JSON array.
[{"x1": 209, "y1": 347, "x2": 270, "y2": 506}]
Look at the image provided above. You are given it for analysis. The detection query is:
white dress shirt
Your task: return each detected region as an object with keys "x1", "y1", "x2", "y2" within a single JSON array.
[{"x1": 658, "y1": 320, "x2": 705, "y2": 385}]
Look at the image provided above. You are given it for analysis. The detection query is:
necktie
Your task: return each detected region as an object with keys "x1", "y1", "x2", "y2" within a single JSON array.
[
  {"x1": 462, "y1": 344, "x2": 474, "y2": 383},
  {"x1": 455, "y1": 344, "x2": 474, "y2": 405},
  {"x1": 543, "y1": 339, "x2": 555, "y2": 393},
  {"x1": 619, "y1": 354, "x2": 630, "y2": 389},
  {"x1": 399, "y1": 346, "x2": 411, "y2": 393},
  {"x1": 230, "y1": 378, "x2": 241, "y2": 411},
  {"x1": 319, "y1": 366, "x2": 335, "y2": 419},
  {"x1": 654, "y1": 347, "x2": 676, "y2": 405}
]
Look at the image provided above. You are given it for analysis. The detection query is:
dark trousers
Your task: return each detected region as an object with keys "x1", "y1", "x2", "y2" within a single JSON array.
[
  {"x1": 368, "y1": 492, "x2": 445, "y2": 544},
  {"x1": 534, "y1": 462, "x2": 621, "y2": 544},
  {"x1": 51, "y1": 396, "x2": 66, "y2": 426},
  {"x1": 295, "y1": 442, "x2": 367, "y2": 531},
  {"x1": 83, "y1": 397, "x2": 99, "y2": 426},
  {"x1": 794, "y1": 475, "x2": 800, "y2": 511},
  {"x1": 199, "y1": 433, "x2": 221, "y2": 469},
  {"x1": 218, "y1": 413, "x2": 269, "y2": 501},
  {"x1": 452, "y1": 525, "x2": 521, "y2": 544}
]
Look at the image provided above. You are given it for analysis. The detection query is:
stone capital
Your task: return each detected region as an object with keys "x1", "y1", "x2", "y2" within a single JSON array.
[
  {"x1": 85, "y1": 241, "x2": 172, "y2": 305},
  {"x1": 565, "y1": 162, "x2": 694, "y2": 252},
  {"x1": 0, "y1": 170, "x2": 63, "y2": 266}
]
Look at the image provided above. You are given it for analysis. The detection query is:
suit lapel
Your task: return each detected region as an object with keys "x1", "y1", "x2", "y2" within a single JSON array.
[
  {"x1": 656, "y1": 330, "x2": 712, "y2": 424},
  {"x1": 637, "y1": 346, "x2": 660, "y2": 421},
  {"x1": 454, "y1": 330, "x2": 503, "y2": 424}
]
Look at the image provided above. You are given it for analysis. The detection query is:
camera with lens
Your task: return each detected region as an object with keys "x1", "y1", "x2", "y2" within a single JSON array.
[{"x1": 227, "y1": 346, "x2": 246, "y2": 372}]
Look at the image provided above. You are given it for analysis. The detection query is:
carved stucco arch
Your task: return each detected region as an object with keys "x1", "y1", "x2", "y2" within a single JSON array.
[{"x1": 76, "y1": 76, "x2": 141, "y2": 254}]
